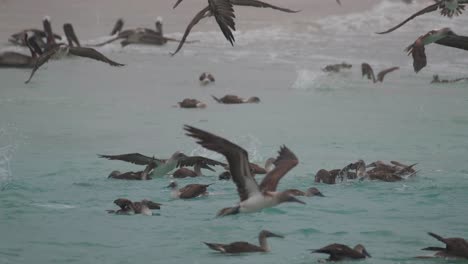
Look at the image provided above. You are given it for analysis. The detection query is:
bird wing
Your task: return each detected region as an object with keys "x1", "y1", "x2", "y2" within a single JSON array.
[
  {"x1": 110, "y1": 18, "x2": 124, "y2": 35},
  {"x1": 171, "y1": 6, "x2": 211, "y2": 56},
  {"x1": 24, "y1": 45, "x2": 60, "y2": 84},
  {"x1": 184, "y1": 125, "x2": 260, "y2": 201},
  {"x1": 173, "y1": 0, "x2": 184, "y2": 8},
  {"x1": 68, "y1": 47, "x2": 124, "y2": 66},
  {"x1": 405, "y1": 37, "x2": 427, "y2": 73},
  {"x1": 259, "y1": 145, "x2": 298, "y2": 192},
  {"x1": 435, "y1": 35, "x2": 468, "y2": 51},
  {"x1": 113, "y1": 198, "x2": 133, "y2": 209},
  {"x1": 210, "y1": 0, "x2": 236, "y2": 44},
  {"x1": 361, "y1": 63, "x2": 376, "y2": 82},
  {"x1": 177, "y1": 156, "x2": 227, "y2": 168},
  {"x1": 230, "y1": 0, "x2": 300, "y2": 13},
  {"x1": 376, "y1": 3, "x2": 439, "y2": 34},
  {"x1": 98, "y1": 153, "x2": 164, "y2": 165},
  {"x1": 313, "y1": 244, "x2": 362, "y2": 260},
  {"x1": 377, "y1": 67, "x2": 399, "y2": 82},
  {"x1": 178, "y1": 184, "x2": 210, "y2": 199}
]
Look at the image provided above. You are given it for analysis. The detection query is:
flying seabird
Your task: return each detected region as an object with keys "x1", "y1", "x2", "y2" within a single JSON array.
[
  {"x1": 284, "y1": 187, "x2": 324, "y2": 197},
  {"x1": 322, "y1": 62, "x2": 352, "y2": 73},
  {"x1": 361, "y1": 63, "x2": 399, "y2": 83},
  {"x1": 106, "y1": 198, "x2": 161, "y2": 215},
  {"x1": 178, "y1": 98, "x2": 207, "y2": 109},
  {"x1": 203, "y1": 230, "x2": 283, "y2": 253},
  {"x1": 184, "y1": 125, "x2": 305, "y2": 217},
  {"x1": 24, "y1": 23, "x2": 124, "y2": 83},
  {"x1": 431, "y1": 74, "x2": 468, "y2": 83},
  {"x1": 405, "y1": 27, "x2": 468, "y2": 73},
  {"x1": 0, "y1": 33, "x2": 43, "y2": 68},
  {"x1": 107, "y1": 161, "x2": 156, "y2": 180},
  {"x1": 170, "y1": 0, "x2": 235, "y2": 56},
  {"x1": 199, "y1": 72, "x2": 215, "y2": 85},
  {"x1": 311, "y1": 243, "x2": 371, "y2": 261},
  {"x1": 212, "y1": 95, "x2": 260, "y2": 104},
  {"x1": 419, "y1": 232, "x2": 468, "y2": 259},
  {"x1": 99, "y1": 152, "x2": 226, "y2": 177},
  {"x1": 167, "y1": 181, "x2": 213, "y2": 199},
  {"x1": 171, "y1": 0, "x2": 299, "y2": 56},
  {"x1": 377, "y1": 0, "x2": 468, "y2": 34}
]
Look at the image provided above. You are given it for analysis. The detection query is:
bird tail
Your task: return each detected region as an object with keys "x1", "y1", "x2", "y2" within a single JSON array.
[
  {"x1": 211, "y1": 95, "x2": 221, "y2": 103},
  {"x1": 428, "y1": 232, "x2": 446, "y2": 243}
]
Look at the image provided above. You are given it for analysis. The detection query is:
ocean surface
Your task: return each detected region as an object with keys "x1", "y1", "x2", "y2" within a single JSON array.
[{"x1": 0, "y1": 0, "x2": 468, "y2": 263}]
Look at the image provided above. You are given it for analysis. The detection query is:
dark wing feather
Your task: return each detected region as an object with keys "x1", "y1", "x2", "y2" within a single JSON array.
[
  {"x1": 410, "y1": 43, "x2": 427, "y2": 73},
  {"x1": 171, "y1": 6, "x2": 211, "y2": 56},
  {"x1": 435, "y1": 35, "x2": 468, "y2": 51},
  {"x1": 209, "y1": 0, "x2": 236, "y2": 45},
  {"x1": 313, "y1": 244, "x2": 364, "y2": 260},
  {"x1": 361, "y1": 63, "x2": 375, "y2": 82},
  {"x1": 184, "y1": 125, "x2": 260, "y2": 201},
  {"x1": 114, "y1": 198, "x2": 133, "y2": 209},
  {"x1": 376, "y1": 3, "x2": 439, "y2": 34},
  {"x1": 24, "y1": 45, "x2": 60, "y2": 84},
  {"x1": 98, "y1": 153, "x2": 162, "y2": 165},
  {"x1": 178, "y1": 184, "x2": 211, "y2": 199},
  {"x1": 173, "y1": 0, "x2": 184, "y2": 8},
  {"x1": 177, "y1": 156, "x2": 226, "y2": 168},
  {"x1": 377, "y1": 67, "x2": 399, "y2": 82},
  {"x1": 68, "y1": 47, "x2": 124, "y2": 66},
  {"x1": 259, "y1": 145, "x2": 298, "y2": 192},
  {"x1": 231, "y1": 0, "x2": 300, "y2": 13}
]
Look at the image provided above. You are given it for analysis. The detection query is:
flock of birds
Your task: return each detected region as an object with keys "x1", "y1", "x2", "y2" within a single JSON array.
[{"x1": 1, "y1": 0, "x2": 468, "y2": 261}]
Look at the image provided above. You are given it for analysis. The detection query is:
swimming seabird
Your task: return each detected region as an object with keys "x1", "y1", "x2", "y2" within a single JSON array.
[
  {"x1": 24, "y1": 23, "x2": 124, "y2": 83},
  {"x1": 405, "y1": 27, "x2": 468, "y2": 73},
  {"x1": 178, "y1": 98, "x2": 207, "y2": 109},
  {"x1": 199, "y1": 72, "x2": 215, "y2": 85},
  {"x1": 367, "y1": 160, "x2": 417, "y2": 176},
  {"x1": 184, "y1": 125, "x2": 305, "y2": 217},
  {"x1": 431, "y1": 74, "x2": 468, "y2": 83},
  {"x1": 167, "y1": 181, "x2": 213, "y2": 199},
  {"x1": 204, "y1": 230, "x2": 283, "y2": 253},
  {"x1": 107, "y1": 198, "x2": 161, "y2": 215},
  {"x1": 99, "y1": 152, "x2": 226, "y2": 177},
  {"x1": 419, "y1": 232, "x2": 468, "y2": 259},
  {"x1": 172, "y1": 162, "x2": 216, "y2": 178},
  {"x1": 361, "y1": 63, "x2": 399, "y2": 83},
  {"x1": 377, "y1": 0, "x2": 468, "y2": 34},
  {"x1": 322, "y1": 62, "x2": 352, "y2": 73},
  {"x1": 314, "y1": 169, "x2": 338, "y2": 184},
  {"x1": 284, "y1": 187, "x2": 324, "y2": 197},
  {"x1": 107, "y1": 161, "x2": 156, "y2": 180},
  {"x1": 212, "y1": 95, "x2": 260, "y2": 104},
  {"x1": 311, "y1": 243, "x2": 371, "y2": 261},
  {"x1": 0, "y1": 33, "x2": 43, "y2": 68}
]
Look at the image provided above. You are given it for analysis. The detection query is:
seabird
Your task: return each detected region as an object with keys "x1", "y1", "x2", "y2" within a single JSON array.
[
  {"x1": 284, "y1": 187, "x2": 324, "y2": 197},
  {"x1": 24, "y1": 23, "x2": 124, "y2": 83},
  {"x1": 358, "y1": 160, "x2": 418, "y2": 182},
  {"x1": 311, "y1": 243, "x2": 371, "y2": 261},
  {"x1": 172, "y1": 161, "x2": 216, "y2": 178},
  {"x1": 0, "y1": 33, "x2": 43, "y2": 68},
  {"x1": 171, "y1": 0, "x2": 299, "y2": 56},
  {"x1": 431, "y1": 74, "x2": 468, "y2": 83},
  {"x1": 361, "y1": 63, "x2": 399, "y2": 83},
  {"x1": 110, "y1": 18, "x2": 124, "y2": 35},
  {"x1": 170, "y1": 0, "x2": 235, "y2": 56},
  {"x1": 418, "y1": 232, "x2": 468, "y2": 259},
  {"x1": 107, "y1": 161, "x2": 156, "y2": 180},
  {"x1": 212, "y1": 95, "x2": 260, "y2": 104},
  {"x1": 314, "y1": 169, "x2": 338, "y2": 184},
  {"x1": 184, "y1": 125, "x2": 305, "y2": 217},
  {"x1": 405, "y1": 27, "x2": 468, "y2": 73},
  {"x1": 199, "y1": 72, "x2": 215, "y2": 85},
  {"x1": 99, "y1": 152, "x2": 226, "y2": 177},
  {"x1": 107, "y1": 198, "x2": 161, "y2": 215},
  {"x1": 376, "y1": 0, "x2": 468, "y2": 34},
  {"x1": 167, "y1": 181, "x2": 213, "y2": 199},
  {"x1": 204, "y1": 230, "x2": 283, "y2": 253},
  {"x1": 218, "y1": 171, "x2": 232, "y2": 180},
  {"x1": 178, "y1": 98, "x2": 207, "y2": 109},
  {"x1": 322, "y1": 62, "x2": 352, "y2": 73}
]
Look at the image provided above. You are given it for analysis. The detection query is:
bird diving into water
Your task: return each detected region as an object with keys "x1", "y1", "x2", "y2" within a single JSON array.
[
  {"x1": 184, "y1": 125, "x2": 305, "y2": 217},
  {"x1": 405, "y1": 27, "x2": 468, "y2": 73}
]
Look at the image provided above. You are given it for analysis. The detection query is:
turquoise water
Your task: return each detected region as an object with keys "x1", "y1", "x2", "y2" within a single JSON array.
[{"x1": 1, "y1": 1, "x2": 468, "y2": 263}]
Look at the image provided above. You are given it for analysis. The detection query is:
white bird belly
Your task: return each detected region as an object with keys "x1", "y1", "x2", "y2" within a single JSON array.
[{"x1": 239, "y1": 195, "x2": 276, "y2": 213}]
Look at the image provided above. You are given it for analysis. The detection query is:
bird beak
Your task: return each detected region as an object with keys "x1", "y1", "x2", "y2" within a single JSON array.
[
  {"x1": 363, "y1": 249, "x2": 372, "y2": 258},
  {"x1": 269, "y1": 233, "x2": 284, "y2": 238}
]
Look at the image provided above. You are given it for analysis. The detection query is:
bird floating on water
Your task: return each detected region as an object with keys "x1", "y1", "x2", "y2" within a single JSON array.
[
  {"x1": 204, "y1": 230, "x2": 283, "y2": 253},
  {"x1": 106, "y1": 198, "x2": 161, "y2": 215},
  {"x1": 311, "y1": 243, "x2": 371, "y2": 261}
]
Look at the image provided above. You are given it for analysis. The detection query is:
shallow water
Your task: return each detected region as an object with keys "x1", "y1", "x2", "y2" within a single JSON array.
[{"x1": 1, "y1": 0, "x2": 468, "y2": 263}]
